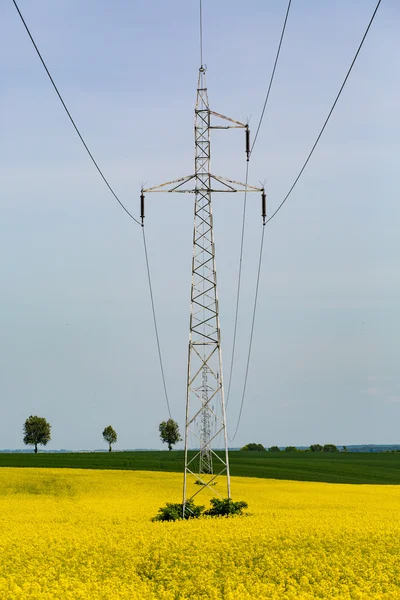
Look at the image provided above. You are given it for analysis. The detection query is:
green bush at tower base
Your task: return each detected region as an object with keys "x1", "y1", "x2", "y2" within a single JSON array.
[
  {"x1": 152, "y1": 497, "x2": 248, "y2": 521},
  {"x1": 152, "y1": 499, "x2": 204, "y2": 521},
  {"x1": 204, "y1": 497, "x2": 248, "y2": 517}
]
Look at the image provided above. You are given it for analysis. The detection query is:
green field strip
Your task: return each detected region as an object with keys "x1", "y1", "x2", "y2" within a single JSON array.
[{"x1": 1, "y1": 451, "x2": 399, "y2": 485}]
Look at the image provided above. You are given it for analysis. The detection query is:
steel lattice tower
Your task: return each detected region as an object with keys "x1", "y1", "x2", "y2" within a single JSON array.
[
  {"x1": 199, "y1": 365, "x2": 213, "y2": 475},
  {"x1": 141, "y1": 66, "x2": 264, "y2": 512}
]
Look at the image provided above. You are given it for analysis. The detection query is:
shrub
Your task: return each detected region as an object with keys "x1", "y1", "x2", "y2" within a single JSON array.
[
  {"x1": 241, "y1": 443, "x2": 266, "y2": 451},
  {"x1": 194, "y1": 479, "x2": 216, "y2": 486},
  {"x1": 153, "y1": 497, "x2": 249, "y2": 521},
  {"x1": 203, "y1": 497, "x2": 248, "y2": 517},
  {"x1": 152, "y1": 499, "x2": 204, "y2": 522},
  {"x1": 323, "y1": 444, "x2": 338, "y2": 453},
  {"x1": 310, "y1": 444, "x2": 323, "y2": 452}
]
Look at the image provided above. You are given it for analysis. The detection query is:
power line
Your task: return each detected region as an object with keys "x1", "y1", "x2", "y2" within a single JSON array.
[
  {"x1": 199, "y1": 0, "x2": 203, "y2": 67},
  {"x1": 12, "y1": 0, "x2": 140, "y2": 226},
  {"x1": 251, "y1": 0, "x2": 292, "y2": 154},
  {"x1": 142, "y1": 228, "x2": 172, "y2": 419},
  {"x1": 228, "y1": 0, "x2": 382, "y2": 440},
  {"x1": 265, "y1": 0, "x2": 382, "y2": 225},
  {"x1": 228, "y1": 226, "x2": 265, "y2": 442},
  {"x1": 226, "y1": 0, "x2": 291, "y2": 410},
  {"x1": 14, "y1": 0, "x2": 171, "y2": 418},
  {"x1": 225, "y1": 161, "x2": 249, "y2": 409}
]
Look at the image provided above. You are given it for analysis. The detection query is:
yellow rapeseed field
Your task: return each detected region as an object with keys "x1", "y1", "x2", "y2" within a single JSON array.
[{"x1": 0, "y1": 468, "x2": 399, "y2": 599}]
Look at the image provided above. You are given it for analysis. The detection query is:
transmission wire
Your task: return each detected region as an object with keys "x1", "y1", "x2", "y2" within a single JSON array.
[
  {"x1": 251, "y1": 0, "x2": 292, "y2": 154},
  {"x1": 228, "y1": 0, "x2": 382, "y2": 440},
  {"x1": 228, "y1": 226, "x2": 265, "y2": 442},
  {"x1": 13, "y1": 0, "x2": 176, "y2": 419},
  {"x1": 265, "y1": 0, "x2": 382, "y2": 225},
  {"x1": 142, "y1": 228, "x2": 172, "y2": 419},
  {"x1": 199, "y1": 0, "x2": 203, "y2": 67},
  {"x1": 225, "y1": 161, "x2": 249, "y2": 409},
  {"x1": 225, "y1": 0, "x2": 291, "y2": 410},
  {"x1": 12, "y1": 0, "x2": 140, "y2": 226}
]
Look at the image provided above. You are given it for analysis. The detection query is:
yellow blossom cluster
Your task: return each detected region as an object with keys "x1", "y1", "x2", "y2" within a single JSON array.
[{"x1": 0, "y1": 468, "x2": 399, "y2": 599}]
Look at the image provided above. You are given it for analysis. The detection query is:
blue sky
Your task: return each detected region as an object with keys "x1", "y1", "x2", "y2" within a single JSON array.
[{"x1": 1, "y1": 0, "x2": 399, "y2": 450}]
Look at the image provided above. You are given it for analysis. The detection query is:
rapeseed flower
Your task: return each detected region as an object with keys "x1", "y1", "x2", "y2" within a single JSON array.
[{"x1": 0, "y1": 468, "x2": 399, "y2": 599}]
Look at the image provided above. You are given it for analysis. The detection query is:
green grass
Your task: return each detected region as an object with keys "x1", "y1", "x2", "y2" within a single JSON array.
[{"x1": 1, "y1": 450, "x2": 400, "y2": 484}]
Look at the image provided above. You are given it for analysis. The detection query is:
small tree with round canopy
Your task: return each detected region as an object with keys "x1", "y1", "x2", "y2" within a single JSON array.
[
  {"x1": 23, "y1": 415, "x2": 51, "y2": 453},
  {"x1": 102, "y1": 425, "x2": 117, "y2": 452},
  {"x1": 159, "y1": 419, "x2": 182, "y2": 451}
]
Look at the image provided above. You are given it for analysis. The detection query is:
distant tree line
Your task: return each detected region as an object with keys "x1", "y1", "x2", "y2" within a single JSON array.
[
  {"x1": 273, "y1": 444, "x2": 340, "y2": 453},
  {"x1": 310, "y1": 444, "x2": 339, "y2": 453},
  {"x1": 24, "y1": 416, "x2": 388, "y2": 456},
  {"x1": 240, "y1": 443, "x2": 342, "y2": 453}
]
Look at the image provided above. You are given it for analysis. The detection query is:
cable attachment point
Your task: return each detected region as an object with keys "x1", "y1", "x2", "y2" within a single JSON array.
[
  {"x1": 245, "y1": 126, "x2": 250, "y2": 162},
  {"x1": 140, "y1": 191, "x2": 145, "y2": 226},
  {"x1": 261, "y1": 189, "x2": 267, "y2": 225}
]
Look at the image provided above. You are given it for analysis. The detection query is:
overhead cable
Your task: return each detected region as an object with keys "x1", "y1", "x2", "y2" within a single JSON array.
[
  {"x1": 251, "y1": 0, "x2": 292, "y2": 154},
  {"x1": 225, "y1": 161, "x2": 249, "y2": 409},
  {"x1": 13, "y1": 0, "x2": 171, "y2": 417},
  {"x1": 142, "y1": 228, "x2": 172, "y2": 419},
  {"x1": 265, "y1": 0, "x2": 382, "y2": 225},
  {"x1": 226, "y1": 0, "x2": 291, "y2": 409},
  {"x1": 199, "y1": 0, "x2": 204, "y2": 67},
  {"x1": 228, "y1": 0, "x2": 382, "y2": 440},
  {"x1": 228, "y1": 226, "x2": 265, "y2": 442},
  {"x1": 12, "y1": 0, "x2": 140, "y2": 226}
]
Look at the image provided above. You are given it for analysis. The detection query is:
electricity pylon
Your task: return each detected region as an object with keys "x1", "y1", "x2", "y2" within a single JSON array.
[
  {"x1": 199, "y1": 364, "x2": 213, "y2": 475},
  {"x1": 141, "y1": 66, "x2": 265, "y2": 513}
]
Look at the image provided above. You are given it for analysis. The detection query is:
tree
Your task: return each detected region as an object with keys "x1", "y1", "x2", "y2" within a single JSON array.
[
  {"x1": 102, "y1": 425, "x2": 117, "y2": 452},
  {"x1": 323, "y1": 444, "x2": 338, "y2": 453},
  {"x1": 310, "y1": 444, "x2": 323, "y2": 452},
  {"x1": 23, "y1": 415, "x2": 51, "y2": 453},
  {"x1": 159, "y1": 419, "x2": 182, "y2": 451},
  {"x1": 284, "y1": 446, "x2": 297, "y2": 452},
  {"x1": 241, "y1": 443, "x2": 266, "y2": 451},
  {"x1": 268, "y1": 446, "x2": 280, "y2": 452}
]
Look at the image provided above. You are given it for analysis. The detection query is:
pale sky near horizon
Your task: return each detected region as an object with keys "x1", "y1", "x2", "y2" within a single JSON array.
[{"x1": 1, "y1": 0, "x2": 399, "y2": 451}]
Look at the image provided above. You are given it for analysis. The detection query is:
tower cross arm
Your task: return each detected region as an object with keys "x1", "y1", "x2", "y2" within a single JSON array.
[
  {"x1": 210, "y1": 174, "x2": 263, "y2": 193},
  {"x1": 143, "y1": 174, "x2": 196, "y2": 193},
  {"x1": 209, "y1": 110, "x2": 247, "y2": 129},
  {"x1": 143, "y1": 173, "x2": 263, "y2": 195}
]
